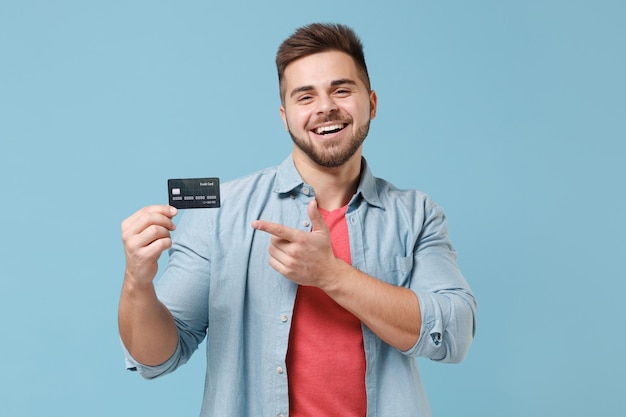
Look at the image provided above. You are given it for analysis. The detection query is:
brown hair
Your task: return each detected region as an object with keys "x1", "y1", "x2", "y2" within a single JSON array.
[{"x1": 276, "y1": 23, "x2": 371, "y2": 102}]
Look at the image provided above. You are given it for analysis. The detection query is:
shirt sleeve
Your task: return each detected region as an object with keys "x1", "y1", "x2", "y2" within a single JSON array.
[
  {"x1": 122, "y1": 338, "x2": 186, "y2": 379},
  {"x1": 403, "y1": 197, "x2": 477, "y2": 363}
]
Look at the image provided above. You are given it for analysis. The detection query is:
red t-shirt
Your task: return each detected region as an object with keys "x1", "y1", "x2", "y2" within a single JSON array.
[{"x1": 286, "y1": 205, "x2": 367, "y2": 416}]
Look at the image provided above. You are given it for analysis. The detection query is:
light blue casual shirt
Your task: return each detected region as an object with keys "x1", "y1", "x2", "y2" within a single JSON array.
[{"x1": 124, "y1": 156, "x2": 476, "y2": 417}]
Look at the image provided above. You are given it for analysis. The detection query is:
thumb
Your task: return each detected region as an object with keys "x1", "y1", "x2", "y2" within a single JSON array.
[{"x1": 308, "y1": 199, "x2": 329, "y2": 234}]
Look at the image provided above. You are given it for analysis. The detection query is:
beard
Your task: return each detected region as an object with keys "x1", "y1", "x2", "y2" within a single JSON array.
[{"x1": 287, "y1": 116, "x2": 371, "y2": 168}]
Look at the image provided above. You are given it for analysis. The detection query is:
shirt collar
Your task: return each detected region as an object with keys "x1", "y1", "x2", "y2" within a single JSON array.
[
  {"x1": 273, "y1": 155, "x2": 305, "y2": 194},
  {"x1": 273, "y1": 155, "x2": 385, "y2": 210},
  {"x1": 354, "y1": 158, "x2": 385, "y2": 209}
]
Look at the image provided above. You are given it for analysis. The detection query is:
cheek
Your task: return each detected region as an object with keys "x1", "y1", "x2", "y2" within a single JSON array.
[
  {"x1": 349, "y1": 103, "x2": 372, "y2": 124},
  {"x1": 288, "y1": 111, "x2": 309, "y2": 132}
]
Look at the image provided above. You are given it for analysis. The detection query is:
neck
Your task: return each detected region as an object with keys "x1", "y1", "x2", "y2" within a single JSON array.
[{"x1": 292, "y1": 149, "x2": 362, "y2": 211}]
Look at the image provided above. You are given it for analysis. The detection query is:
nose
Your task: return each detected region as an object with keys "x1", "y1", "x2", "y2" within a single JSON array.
[{"x1": 316, "y1": 93, "x2": 338, "y2": 115}]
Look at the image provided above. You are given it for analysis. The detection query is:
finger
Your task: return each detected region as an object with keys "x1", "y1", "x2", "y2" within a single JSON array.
[
  {"x1": 268, "y1": 234, "x2": 294, "y2": 259},
  {"x1": 122, "y1": 205, "x2": 178, "y2": 239},
  {"x1": 129, "y1": 204, "x2": 177, "y2": 223},
  {"x1": 266, "y1": 241, "x2": 300, "y2": 278},
  {"x1": 122, "y1": 205, "x2": 177, "y2": 229},
  {"x1": 132, "y1": 224, "x2": 174, "y2": 250},
  {"x1": 125, "y1": 224, "x2": 173, "y2": 263},
  {"x1": 308, "y1": 200, "x2": 329, "y2": 234},
  {"x1": 124, "y1": 235, "x2": 172, "y2": 283},
  {"x1": 251, "y1": 220, "x2": 299, "y2": 242},
  {"x1": 267, "y1": 253, "x2": 291, "y2": 277},
  {"x1": 134, "y1": 234, "x2": 173, "y2": 261}
]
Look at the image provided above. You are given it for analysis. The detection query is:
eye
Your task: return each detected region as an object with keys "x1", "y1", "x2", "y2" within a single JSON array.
[
  {"x1": 297, "y1": 94, "x2": 313, "y2": 103},
  {"x1": 334, "y1": 88, "x2": 351, "y2": 97}
]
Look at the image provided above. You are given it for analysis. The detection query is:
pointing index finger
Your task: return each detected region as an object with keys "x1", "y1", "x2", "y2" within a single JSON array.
[{"x1": 252, "y1": 220, "x2": 298, "y2": 241}]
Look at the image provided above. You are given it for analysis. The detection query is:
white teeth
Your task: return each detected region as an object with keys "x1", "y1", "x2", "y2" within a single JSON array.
[{"x1": 315, "y1": 124, "x2": 344, "y2": 135}]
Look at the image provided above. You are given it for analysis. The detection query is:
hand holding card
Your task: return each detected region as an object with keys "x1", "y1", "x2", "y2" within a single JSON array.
[{"x1": 168, "y1": 178, "x2": 221, "y2": 209}]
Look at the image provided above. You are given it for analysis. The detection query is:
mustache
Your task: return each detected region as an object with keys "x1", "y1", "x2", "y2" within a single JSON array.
[{"x1": 307, "y1": 112, "x2": 352, "y2": 129}]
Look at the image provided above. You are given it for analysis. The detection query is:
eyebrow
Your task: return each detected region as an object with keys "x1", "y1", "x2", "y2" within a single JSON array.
[{"x1": 289, "y1": 79, "x2": 358, "y2": 99}]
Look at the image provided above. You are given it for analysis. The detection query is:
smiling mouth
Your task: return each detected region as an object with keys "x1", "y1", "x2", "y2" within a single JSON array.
[{"x1": 313, "y1": 123, "x2": 348, "y2": 135}]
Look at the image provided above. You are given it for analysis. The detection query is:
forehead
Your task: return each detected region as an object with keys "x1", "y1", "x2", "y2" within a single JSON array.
[{"x1": 282, "y1": 50, "x2": 362, "y2": 90}]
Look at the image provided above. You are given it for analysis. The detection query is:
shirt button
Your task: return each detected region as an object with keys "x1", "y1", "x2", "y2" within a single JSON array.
[
  {"x1": 303, "y1": 187, "x2": 310, "y2": 195},
  {"x1": 276, "y1": 366, "x2": 284, "y2": 374},
  {"x1": 302, "y1": 220, "x2": 310, "y2": 227},
  {"x1": 280, "y1": 315, "x2": 288, "y2": 323},
  {"x1": 278, "y1": 414, "x2": 285, "y2": 417},
  {"x1": 289, "y1": 193, "x2": 296, "y2": 199}
]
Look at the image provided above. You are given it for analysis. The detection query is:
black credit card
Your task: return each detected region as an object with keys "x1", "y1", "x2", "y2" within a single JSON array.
[{"x1": 168, "y1": 178, "x2": 220, "y2": 209}]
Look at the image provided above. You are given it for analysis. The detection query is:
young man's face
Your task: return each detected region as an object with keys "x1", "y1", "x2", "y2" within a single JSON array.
[{"x1": 280, "y1": 50, "x2": 377, "y2": 169}]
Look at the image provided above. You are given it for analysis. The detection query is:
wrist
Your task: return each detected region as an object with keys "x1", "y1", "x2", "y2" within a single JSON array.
[
  {"x1": 319, "y1": 259, "x2": 353, "y2": 296},
  {"x1": 123, "y1": 271, "x2": 156, "y2": 295}
]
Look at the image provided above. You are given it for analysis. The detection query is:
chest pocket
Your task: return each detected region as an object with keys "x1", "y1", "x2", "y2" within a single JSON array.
[{"x1": 373, "y1": 254, "x2": 414, "y2": 287}]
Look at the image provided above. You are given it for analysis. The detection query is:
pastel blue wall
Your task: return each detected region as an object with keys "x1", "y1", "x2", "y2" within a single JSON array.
[{"x1": 1, "y1": 1, "x2": 624, "y2": 416}]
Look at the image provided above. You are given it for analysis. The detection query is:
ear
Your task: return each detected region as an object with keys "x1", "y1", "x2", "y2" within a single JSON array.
[
  {"x1": 369, "y1": 90, "x2": 378, "y2": 120},
  {"x1": 279, "y1": 105, "x2": 289, "y2": 131}
]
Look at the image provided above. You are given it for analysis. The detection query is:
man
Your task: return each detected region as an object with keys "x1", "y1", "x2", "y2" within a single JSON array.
[{"x1": 119, "y1": 23, "x2": 476, "y2": 417}]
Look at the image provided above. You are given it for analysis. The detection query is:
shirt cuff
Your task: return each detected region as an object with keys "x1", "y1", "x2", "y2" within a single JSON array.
[
  {"x1": 121, "y1": 339, "x2": 183, "y2": 380},
  {"x1": 401, "y1": 291, "x2": 444, "y2": 359}
]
